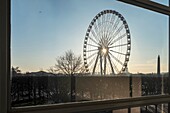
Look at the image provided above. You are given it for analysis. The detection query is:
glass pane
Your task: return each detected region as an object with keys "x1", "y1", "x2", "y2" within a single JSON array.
[{"x1": 11, "y1": 0, "x2": 168, "y2": 108}]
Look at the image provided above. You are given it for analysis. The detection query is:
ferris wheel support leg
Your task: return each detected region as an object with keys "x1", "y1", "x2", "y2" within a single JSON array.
[
  {"x1": 92, "y1": 54, "x2": 99, "y2": 75},
  {"x1": 100, "y1": 55, "x2": 103, "y2": 76},
  {"x1": 108, "y1": 55, "x2": 115, "y2": 75},
  {"x1": 104, "y1": 56, "x2": 107, "y2": 75}
]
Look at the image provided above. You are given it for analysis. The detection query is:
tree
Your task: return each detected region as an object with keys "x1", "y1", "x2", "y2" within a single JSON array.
[
  {"x1": 55, "y1": 50, "x2": 83, "y2": 75},
  {"x1": 47, "y1": 66, "x2": 58, "y2": 74},
  {"x1": 12, "y1": 66, "x2": 21, "y2": 75}
]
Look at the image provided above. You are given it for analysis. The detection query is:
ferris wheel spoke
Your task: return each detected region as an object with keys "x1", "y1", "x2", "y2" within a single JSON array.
[
  {"x1": 110, "y1": 50, "x2": 126, "y2": 55},
  {"x1": 105, "y1": 22, "x2": 113, "y2": 41},
  {"x1": 104, "y1": 17, "x2": 109, "y2": 39},
  {"x1": 94, "y1": 23, "x2": 104, "y2": 43},
  {"x1": 102, "y1": 13, "x2": 106, "y2": 25},
  {"x1": 86, "y1": 49, "x2": 98, "y2": 52},
  {"x1": 88, "y1": 36, "x2": 100, "y2": 45},
  {"x1": 107, "y1": 26, "x2": 115, "y2": 41},
  {"x1": 109, "y1": 52, "x2": 124, "y2": 66},
  {"x1": 88, "y1": 55, "x2": 98, "y2": 67},
  {"x1": 101, "y1": 15, "x2": 107, "y2": 41},
  {"x1": 109, "y1": 43, "x2": 128, "y2": 48},
  {"x1": 98, "y1": 27, "x2": 104, "y2": 45},
  {"x1": 112, "y1": 24, "x2": 124, "y2": 38},
  {"x1": 97, "y1": 23, "x2": 105, "y2": 42},
  {"x1": 108, "y1": 24, "x2": 124, "y2": 44},
  {"x1": 91, "y1": 29, "x2": 100, "y2": 42},
  {"x1": 106, "y1": 14, "x2": 112, "y2": 34},
  {"x1": 100, "y1": 24, "x2": 105, "y2": 41},
  {"x1": 93, "y1": 24, "x2": 99, "y2": 34},
  {"x1": 92, "y1": 53, "x2": 99, "y2": 75},
  {"x1": 110, "y1": 14, "x2": 116, "y2": 24},
  {"x1": 112, "y1": 17, "x2": 121, "y2": 33},
  {"x1": 112, "y1": 61, "x2": 119, "y2": 74},
  {"x1": 108, "y1": 14, "x2": 116, "y2": 33},
  {"x1": 107, "y1": 18, "x2": 121, "y2": 42},
  {"x1": 87, "y1": 43, "x2": 99, "y2": 48},
  {"x1": 104, "y1": 21, "x2": 111, "y2": 40},
  {"x1": 104, "y1": 14, "x2": 110, "y2": 38},
  {"x1": 97, "y1": 17, "x2": 102, "y2": 32},
  {"x1": 108, "y1": 54, "x2": 115, "y2": 74},
  {"x1": 108, "y1": 54, "x2": 119, "y2": 73},
  {"x1": 102, "y1": 24, "x2": 110, "y2": 43},
  {"x1": 98, "y1": 28, "x2": 103, "y2": 40},
  {"x1": 87, "y1": 52, "x2": 98, "y2": 59},
  {"x1": 94, "y1": 23, "x2": 101, "y2": 39},
  {"x1": 106, "y1": 27, "x2": 116, "y2": 43},
  {"x1": 103, "y1": 23, "x2": 106, "y2": 39},
  {"x1": 106, "y1": 25, "x2": 111, "y2": 41},
  {"x1": 104, "y1": 22, "x2": 110, "y2": 40},
  {"x1": 109, "y1": 33, "x2": 127, "y2": 46}
]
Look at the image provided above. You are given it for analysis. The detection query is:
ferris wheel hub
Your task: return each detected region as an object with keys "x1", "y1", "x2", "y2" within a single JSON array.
[{"x1": 102, "y1": 48, "x2": 107, "y2": 54}]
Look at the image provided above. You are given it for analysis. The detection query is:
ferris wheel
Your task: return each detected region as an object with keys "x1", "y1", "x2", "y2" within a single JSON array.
[{"x1": 83, "y1": 10, "x2": 131, "y2": 75}]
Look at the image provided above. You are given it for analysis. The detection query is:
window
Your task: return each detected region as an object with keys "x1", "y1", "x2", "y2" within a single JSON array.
[{"x1": 0, "y1": 0, "x2": 170, "y2": 113}]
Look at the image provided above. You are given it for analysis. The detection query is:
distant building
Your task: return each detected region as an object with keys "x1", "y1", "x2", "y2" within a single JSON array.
[{"x1": 157, "y1": 55, "x2": 160, "y2": 75}]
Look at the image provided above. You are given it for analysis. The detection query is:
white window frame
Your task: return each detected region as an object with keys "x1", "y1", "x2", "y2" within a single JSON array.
[{"x1": 0, "y1": 0, "x2": 170, "y2": 113}]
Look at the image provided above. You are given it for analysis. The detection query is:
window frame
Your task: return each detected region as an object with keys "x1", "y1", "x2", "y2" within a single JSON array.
[
  {"x1": 0, "y1": 0, "x2": 10, "y2": 113},
  {"x1": 118, "y1": 0, "x2": 170, "y2": 15},
  {"x1": 0, "y1": 0, "x2": 170, "y2": 113}
]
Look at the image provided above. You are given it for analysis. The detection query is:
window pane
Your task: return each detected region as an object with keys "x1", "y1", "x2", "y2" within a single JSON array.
[{"x1": 11, "y1": 0, "x2": 168, "y2": 108}]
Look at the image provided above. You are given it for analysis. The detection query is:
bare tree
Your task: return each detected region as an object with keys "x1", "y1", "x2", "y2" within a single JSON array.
[
  {"x1": 55, "y1": 50, "x2": 83, "y2": 75},
  {"x1": 12, "y1": 66, "x2": 21, "y2": 74},
  {"x1": 47, "y1": 66, "x2": 59, "y2": 74}
]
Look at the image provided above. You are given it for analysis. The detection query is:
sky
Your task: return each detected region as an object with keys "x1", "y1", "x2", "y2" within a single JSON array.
[
  {"x1": 150, "y1": 0, "x2": 169, "y2": 6},
  {"x1": 11, "y1": 0, "x2": 169, "y2": 74}
]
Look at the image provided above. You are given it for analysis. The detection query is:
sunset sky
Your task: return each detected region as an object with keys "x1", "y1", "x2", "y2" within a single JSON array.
[{"x1": 11, "y1": 0, "x2": 169, "y2": 73}]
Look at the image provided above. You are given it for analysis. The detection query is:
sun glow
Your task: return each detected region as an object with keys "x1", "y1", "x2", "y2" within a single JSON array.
[{"x1": 102, "y1": 48, "x2": 107, "y2": 54}]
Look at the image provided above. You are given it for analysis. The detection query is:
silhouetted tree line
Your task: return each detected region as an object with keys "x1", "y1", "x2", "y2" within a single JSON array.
[
  {"x1": 11, "y1": 72, "x2": 169, "y2": 107},
  {"x1": 11, "y1": 73, "x2": 130, "y2": 107},
  {"x1": 141, "y1": 75, "x2": 169, "y2": 96},
  {"x1": 11, "y1": 72, "x2": 71, "y2": 107}
]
